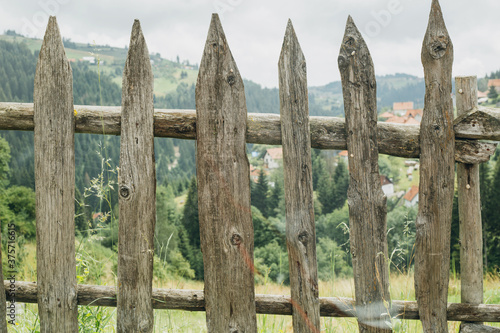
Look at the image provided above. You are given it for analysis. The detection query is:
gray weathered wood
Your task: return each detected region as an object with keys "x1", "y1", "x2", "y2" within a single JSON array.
[
  {"x1": 456, "y1": 77, "x2": 486, "y2": 331},
  {"x1": 338, "y1": 16, "x2": 392, "y2": 333},
  {"x1": 415, "y1": 1, "x2": 455, "y2": 332},
  {"x1": 460, "y1": 323, "x2": 500, "y2": 333},
  {"x1": 33, "y1": 16, "x2": 78, "y2": 332},
  {"x1": 196, "y1": 14, "x2": 257, "y2": 333},
  {"x1": 117, "y1": 20, "x2": 156, "y2": 333},
  {"x1": 7, "y1": 281, "x2": 500, "y2": 322},
  {"x1": 0, "y1": 103, "x2": 495, "y2": 161},
  {"x1": 455, "y1": 140, "x2": 497, "y2": 165},
  {"x1": 0, "y1": 226, "x2": 7, "y2": 330},
  {"x1": 278, "y1": 19, "x2": 320, "y2": 333},
  {"x1": 454, "y1": 106, "x2": 500, "y2": 141}
]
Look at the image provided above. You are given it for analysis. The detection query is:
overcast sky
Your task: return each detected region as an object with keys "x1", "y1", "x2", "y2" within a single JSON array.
[{"x1": 1, "y1": 0, "x2": 499, "y2": 88}]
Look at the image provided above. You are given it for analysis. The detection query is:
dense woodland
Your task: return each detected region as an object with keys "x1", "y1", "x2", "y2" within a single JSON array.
[{"x1": 1, "y1": 38, "x2": 500, "y2": 284}]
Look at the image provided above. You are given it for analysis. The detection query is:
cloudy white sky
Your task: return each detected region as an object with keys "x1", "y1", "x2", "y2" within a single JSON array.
[{"x1": 1, "y1": 0, "x2": 499, "y2": 88}]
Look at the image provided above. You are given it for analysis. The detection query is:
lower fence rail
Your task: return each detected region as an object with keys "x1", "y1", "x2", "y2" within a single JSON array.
[{"x1": 6, "y1": 281, "x2": 500, "y2": 322}]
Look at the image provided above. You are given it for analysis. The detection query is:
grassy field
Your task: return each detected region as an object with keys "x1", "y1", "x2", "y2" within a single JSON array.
[{"x1": 8, "y1": 243, "x2": 500, "y2": 332}]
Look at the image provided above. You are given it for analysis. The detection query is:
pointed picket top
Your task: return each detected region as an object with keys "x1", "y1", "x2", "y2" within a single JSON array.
[
  {"x1": 279, "y1": 19, "x2": 306, "y2": 82},
  {"x1": 338, "y1": 16, "x2": 375, "y2": 87},
  {"x1": 197, "y1": 14, "x2": 243, "y2": 94},
  {"x1": 422, "y1": 0, "x2": 453, "y2": 61},
  {"x1": 35, "y1": 16, "x2": 72, "y2": 95},
  {"x1": 123, "y1": 20, "x2": 152, "y2": 85},
  {"x1": 37, "y1": 16, "x2": 68, "y2": 65}
]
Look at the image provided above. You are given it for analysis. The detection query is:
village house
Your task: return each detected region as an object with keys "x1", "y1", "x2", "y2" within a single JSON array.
[
  {"x1": 263, "y1": 147, "x2": 283, "y2": 169},
  {"x1": 488, "y1": 79, "x2": 500, "y2": 93},
  {"x1": 403, "y1": 186, "x2": 419, "y2": 207},
  {"x1": 393, "y1": 101, "x2": 414, "y2": 116},
  {"x1": 249, "y1": 165, "x2": 269, "y2": 183},
  {"x1": 380, "y1": 175, "x2": 394, "y2": 196}
]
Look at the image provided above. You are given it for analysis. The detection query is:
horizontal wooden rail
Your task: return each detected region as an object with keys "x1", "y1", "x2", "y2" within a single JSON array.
[
  {"x1": 6, "y1": 281, "x2": 500, "y2": 322},
  {"x1": 0, "y1": 102, "x2": 497, "y2": 162}
]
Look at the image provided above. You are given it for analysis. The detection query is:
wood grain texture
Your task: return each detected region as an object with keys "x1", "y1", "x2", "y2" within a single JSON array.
[
  {"x1": 338, "y1": 16, "x2": 392, "y2": 333},
  {"x1": 117, "y1": 20, "x2": 156, "y2": 333},
  {"x1": 415, "y1": 1, "x2": 455, "y2": 332},
  {"x1": 6, "y1": 281, "x2": 500, "y2": 322},
  {"x1": 460, "y1": 323, "x2": 500, "y2": 333},
  {"x1": 33, "y1": 16, "x2": 78, "y2": 332},
  {"x1": 456, "y1": 77, "x2": 486, "y2": 332},
  {"x1": 454, "y1": 106, "x2": 500, "y2": 141},
  {"x1": 196, "y1": 14, "x2": 257, "y2": 333},
  {"x1": 278, "y1": 20, "x2": 320, "y2": 333},
  {"x1": 0, "y1": 103, "x2": 495, "y2": 161}
]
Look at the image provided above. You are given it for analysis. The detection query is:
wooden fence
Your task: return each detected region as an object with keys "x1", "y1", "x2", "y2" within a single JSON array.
[{"x1": 1, "y1": 0, "x2": 500, "y2": 332}]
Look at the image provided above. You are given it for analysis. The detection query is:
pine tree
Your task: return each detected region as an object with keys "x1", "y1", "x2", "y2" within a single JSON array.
[
  {"x1": 479, "y1": 161, "x2": 492, "y2": 270},
  {"x1": 317, "y1": 168, "x2": 333, "y2": 214},
  {"x1": 182, "y1": 177, "x2": 200, "y2": 247},
  {"x1": 268, "y1": 180, "x2": 282, "y2": 218},
  {"x1": 488, "y1": 86, "x2": 498, "y2": 100},
  {"x1": 331, "y1": 160, "x2": 349, "y2": 211},
  {"x1": 485, "y1": 160, "x2": 500, "y2": 268},
  {"x1": 252, "y1": 169, "x2": 269, "y2": 217}
]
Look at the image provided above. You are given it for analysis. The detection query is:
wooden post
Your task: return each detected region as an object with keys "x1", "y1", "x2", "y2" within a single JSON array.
[
  {"x1": 196, "y1": 14, "x2": 257, "y2": 332},
  {"x1": 415, "y1": 1, "x2": 455, "y2": 332},
  {"x1": 117, "y1": 20, "x2": 156, "y2": 333},
  {"x1": 456, "y1": 78, "x2": 499, "y2": 333},
  {"x1": 338, "y1": 16, "x2": 392, "y2": 333},
  {"x1": 278, "y1": 20, "x2": 320, "y2": 333},
  {"x1": 34, "y1": 16, "x2": 78, "y2": 332}
]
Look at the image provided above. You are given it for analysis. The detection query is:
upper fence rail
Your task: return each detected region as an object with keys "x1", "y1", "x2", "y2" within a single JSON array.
[{"x1": 0, "y1": 103, "x2": 497, "y2": 162}]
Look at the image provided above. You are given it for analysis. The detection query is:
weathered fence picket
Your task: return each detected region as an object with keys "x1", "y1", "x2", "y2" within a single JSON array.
[
  {"x1": 278, "y1": 20, "x2": 321, "y2": 333},
  {"x1": 456, "y1": 79, "x2": 500, "y2": 333},
  {"x1": 338, "y1": 16, "x2": 392, "y2": 333},
  {"x1": 33, "y1": 16, "x2": 78, "y2": 332},
  {"x1": 195, "y1": 14, "x2": 257, "y2": 332},
  {"x1": 2, "y1": 1, "x2": 500, "y2": 331},
  {"x1": 456, "y1": 76, "x2": 484, "y2": 332},
  {"x1": 415, "y1": 1, "x2": 455, "y2": 332},
  {"x1": 117, "y1": 20, "x2": 156, "y2": 333}
]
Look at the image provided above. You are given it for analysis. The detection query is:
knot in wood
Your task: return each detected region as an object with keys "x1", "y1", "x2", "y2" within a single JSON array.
[
  {"x1": 428, "y1": 35, "x2": 448, "y2": 59},
  {"x1": 119, "y1": 185, "x2": 131, "y2": 199},
  {"x1": 298, "y1": 231, "x2": 308, "y2": 246},
  {"x1": 227, "y1": 74, "x2": 236, "y2": 86},
  {"x1": 231, "y1": 233, "x2": 242, "y2": 246}
]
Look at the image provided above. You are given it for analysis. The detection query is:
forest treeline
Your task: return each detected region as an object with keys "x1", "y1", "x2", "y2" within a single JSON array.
[{"x1": 1, "y1": 38, "x2": 500, "y2": 284}]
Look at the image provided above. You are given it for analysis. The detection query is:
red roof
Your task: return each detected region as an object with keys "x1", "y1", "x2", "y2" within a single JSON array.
[
  {"x1": 266, "y1": 147, "x2": 282, "y2": 160},
  {"x1": 478, "y1": 90, "x2": 488, "y2": 98},
  {"x1": 379, "y1": 111, "x2": 394, "y2": 118},
  {"x1": 405, "y1": 109, "x2": 423, "y2": 118},
  {"x1": 488, "y1": 79, "x2": 500, "y2": 87},
  {"x1": 403, "y1": 186, "x2": 419, "y2": 201},
  {"x1": 393, "y1": 102, "x2": 414, "y2": 111},
  {"x1": 380, "y1": 175, "x2": 392, "y2": 186},
  {"x1": 404, "y1": 117, "x2": 420, "y2": 125},
  {"x1": 338, "y1": 150, "x2": 348, "y2": 157},
  {"x1": 385, "y1": 116, "x2": 407, "y2": 124}
]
